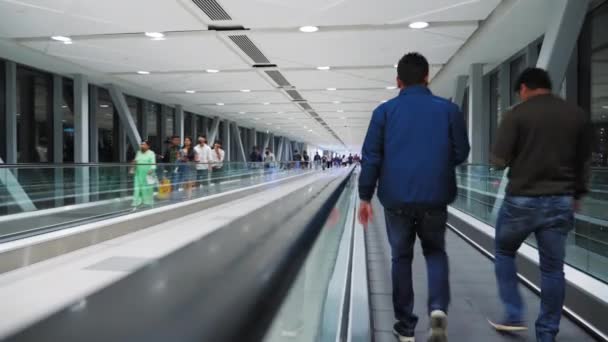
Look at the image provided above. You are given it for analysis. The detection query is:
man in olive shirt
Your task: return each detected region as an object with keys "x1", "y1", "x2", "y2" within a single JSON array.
[{"x1": 489, "y1": 68, "x2": 591, "y2": 342}]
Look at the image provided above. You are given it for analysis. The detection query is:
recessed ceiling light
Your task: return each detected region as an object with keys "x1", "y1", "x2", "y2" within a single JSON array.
[
  {"x1": 337, "y1": 110, "x2": 344, "y2": 113},
  {"x1": 255, "y1": 118, "x2": 260, "y2": 120},
  {"x1": 145, "y1": 32, "x2": 165, "y2": 39},
  {"x1": 51, "y1": 36, "x2": 71, "y2": 42},
  {"x1": 317, "y1": 66, "x2": 331, "y2": 71},
  {"x1": 206, "y1": 69, "x2": 220, "y2": 73},
  {"x1": 277, "y1": 111, "x2": 284, "y2": 114},
  {"x1": 327, "y1": 88, "x2": 337, "y2": 91},
  {"x1": 309, "y1": 129, "x2": 313, "y2": 132},
  {"x1": 137, "y1": 71, "x2": 150, "y2": 75},
  {"x1": 409, "y1": 21, "x2": 430, "y2": 29},
  {"x1": 333, "y1": 101, "x2": 341, "y2": 104},
  {"x1": 241, "y1": 89, "x2": 251, "y2": 92},
  {"x1": 239, "y1": 111, "x2": 246, "y2": 114},
  {"x1": 289, "y1": 117, "x2": 294, "y2": 120},
  {"x1": 63, "y1": 41, "x2": 73, "y2": 45},
  {"x1": 263, "y1": 102, "x2": 270, "y2": 105},
  {"x1": 340, "y1": 116, "x2": 346, "y2": 119},
  {"x1": 386, "y1": 86, "x2": 397, "y2": 90},
  {"x1": 100, "y1": 104, "x2": 110, "y2": 108},
  {"x1": 61, "y1": 105, "x2": 67, "y2": 108},
  {"x1": 299, "y1": 26, "x2": 319, "y2": 33},
  {"x1": 185, "y1": 90, "x2": 196, "y2": 94},
  {"x1": 216, "y1": 102, "x2": 225, "y2": 106}
]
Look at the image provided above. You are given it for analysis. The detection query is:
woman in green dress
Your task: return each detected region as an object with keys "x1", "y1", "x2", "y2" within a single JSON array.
[{"x1": 132, "y1": 140, "x2": 156, "y2": 207}]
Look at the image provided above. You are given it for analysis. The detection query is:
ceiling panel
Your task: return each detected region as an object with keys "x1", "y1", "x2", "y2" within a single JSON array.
[
  {"x1": 115, "y1": 72, "x2": 274, "y2": 92},
  {"x1": 199, "y1": 103, "x2": 300, "y2": 114},
  {"x1": 0, "y1": 0, "x2": 205, "y2": 38},
  {"x1": 219, "y1": 0, "x2": 500, "y2": 28},
  {"x1": 300, "y1": 89, "x2": 397, "y2": 103},
  {"x1": 250, "y1": 27, "x2": 475, "y2": 68},
  {"x1": 313, "y1": 102, "x2": 379, "y2": 112},
  {"x1": 172, "y1": 91, "x2": 287, "y2": 105},
  {"x1": 21, "y1": 34, "x2": 247, "y2": 73}
]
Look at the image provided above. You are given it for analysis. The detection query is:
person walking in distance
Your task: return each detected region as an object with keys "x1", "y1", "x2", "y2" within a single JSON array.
[
  {"x1": 358, "y1": 52, "x2": 470, "y2": 342},
  {"x1": 489, "y1": 68, "x2": 591, "y2": 342},
  {"x1": 194, "y1": 135, "x2": 212, "y2": 188},
  {"x1": 210, "y1": 140, "x2": 225, "y2": 185}
]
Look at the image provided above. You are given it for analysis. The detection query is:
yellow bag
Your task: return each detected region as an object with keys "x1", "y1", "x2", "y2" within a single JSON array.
[{"x1": 157, "y1": 178, "x2": 171, "y2": 199}]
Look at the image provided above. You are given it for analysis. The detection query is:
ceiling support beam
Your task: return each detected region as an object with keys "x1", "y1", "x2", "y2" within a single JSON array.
[
  {"x1": 108, "y1": 84, "x2": 141, "y2": 151},
  {"x1": 208, "y1": 117, "x2": 221, "y2": 145},
  {"x1": 536, "y1": 0, "x2": 590, "y2": 89},
  {"x1": 232, "y1": 123, "x2": 247, "y2": 162},
  {"x1": 0, "y1": 158, "x2": 36, "y2": 212}
]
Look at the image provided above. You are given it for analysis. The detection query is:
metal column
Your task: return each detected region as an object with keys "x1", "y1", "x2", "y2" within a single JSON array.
[
  {"x1": 89, "y1": 85, "x2": 99, "y2": 162},
  {"x1": 468, "y1": 63, "x2": 488, "y2": 164},
  {"x1": 536, "y1": 0, "x2": 590, "y2": 88},
  {"x1": 74, "y1": 74, "x2": 90, "y2": 203},
  {"x1": 175, "y1": 105, "x2": 184, "y2": 144},
  {"x1": 5, "y1": 61, "x2": 17, "y2": 164},
  {"x1": 222, "y1": 121, "x2": 231, "y2": 161},
  {"x1": 160, "y1": 106, "x2": 168, "y2": 155}
]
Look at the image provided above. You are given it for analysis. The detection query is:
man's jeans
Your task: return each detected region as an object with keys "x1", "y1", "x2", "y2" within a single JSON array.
[
  {"x1": 495, "y1": 196, "x2": 574, "y2": 342},
  {"x1": 384, "y1": 206, "x2": 450, "y2": 334}
]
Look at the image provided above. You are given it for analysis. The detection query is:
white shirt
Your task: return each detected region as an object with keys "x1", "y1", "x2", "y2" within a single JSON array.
[
  {"x1": 194, "y1": 144, "x2": 212, "y2": 170},
  {"x1": 264, "y1": 153, "x2": 275, "y2": 162},
  {"x1": 210, "y1": 148, "x2": 225, "y2": 168}
]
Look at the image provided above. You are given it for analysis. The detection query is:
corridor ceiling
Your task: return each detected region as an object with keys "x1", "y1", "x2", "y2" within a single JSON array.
[{"x1": 0, "y1": 0, "x2": 501, "y2": 151}]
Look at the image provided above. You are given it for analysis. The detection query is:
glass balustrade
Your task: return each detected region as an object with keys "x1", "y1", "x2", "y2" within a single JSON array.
[
  {"x1": 0, "y1": 162, "x2": 317, "y2": 242},
  {"x1": 452, "y1": 164, "x2": 608, "y2": 283}
]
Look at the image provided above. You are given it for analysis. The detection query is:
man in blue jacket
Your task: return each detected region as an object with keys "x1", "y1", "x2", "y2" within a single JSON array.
[{"x1": 359, "y1": 52, "x2": 470, "y2": 342}]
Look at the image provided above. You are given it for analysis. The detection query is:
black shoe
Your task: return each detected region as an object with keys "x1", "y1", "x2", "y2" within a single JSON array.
[
  {"x1": 428, "y1": 310, "x2": 448, "y2": 342},
  {"x1": 393, "y1": 322, "x2": 415, "y2": 342},
  {"x1": 488, "y1": 319, "x2": 528, "y2": 332}
]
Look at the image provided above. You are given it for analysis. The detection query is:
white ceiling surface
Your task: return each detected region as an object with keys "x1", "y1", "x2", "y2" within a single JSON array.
[{"x1": 0, "y1": 0, "x2": 501, "y2": 151}]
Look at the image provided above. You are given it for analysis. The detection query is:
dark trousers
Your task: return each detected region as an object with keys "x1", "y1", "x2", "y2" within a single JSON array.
[
  {"x1": 384, "y1": 206, "x2": 450, "y2": 334},
  {"x1": 495, "y1": 196, "x2": 573, "y2": 342}
]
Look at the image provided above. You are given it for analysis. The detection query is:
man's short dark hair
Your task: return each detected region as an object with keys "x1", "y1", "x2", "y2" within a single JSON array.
[
  {"x1": 397, "y1": 52, "x2": 429, "y2": 86},
  {"x1": 171, "y1": 135, "x2": 180, "y2": 140},
  {"x1": 514, "y1": 67, "x2": 552, "y2": 92}
]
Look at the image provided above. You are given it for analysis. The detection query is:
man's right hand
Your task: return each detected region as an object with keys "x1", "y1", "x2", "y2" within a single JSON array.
[{"x1": 359, "y1": 200, "x2": 373, "y2": 226}]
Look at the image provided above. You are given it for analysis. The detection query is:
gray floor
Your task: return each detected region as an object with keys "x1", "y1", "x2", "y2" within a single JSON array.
[{"x1": 366, "y1": 201, "x2": 598, "y2": 342}]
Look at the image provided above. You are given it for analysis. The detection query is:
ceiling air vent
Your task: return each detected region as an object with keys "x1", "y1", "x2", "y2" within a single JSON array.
[
  {"x1": 192, "y1": 0, "x2": 232, "y2": 21},
  {"x1": 229, "y1": 35, "x2": 271, "y2": 64},
  {"x1": 264, "y1": 70, "x2": 291, "y2": 87},
  {"x1": 286, "y1": 90, "x2": 305, "y2": 102}
]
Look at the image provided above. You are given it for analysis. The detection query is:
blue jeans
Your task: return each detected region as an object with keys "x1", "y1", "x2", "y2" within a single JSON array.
[
  {"x1": 384, "y1": 206, "x2": 450, "y2": 334},
  {"x1": 495, "y1": 196, "x2": 574, "y2": 342}
]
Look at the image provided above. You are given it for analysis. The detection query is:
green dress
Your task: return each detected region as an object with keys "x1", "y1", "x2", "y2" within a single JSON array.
[{"x1": 133, "y1": 150, "x2": 156, "y2": 206}]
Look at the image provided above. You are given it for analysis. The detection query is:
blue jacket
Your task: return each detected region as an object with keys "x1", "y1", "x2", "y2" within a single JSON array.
[{"x1": 359, "y1": 85, "x2": 470, "y2": 209}]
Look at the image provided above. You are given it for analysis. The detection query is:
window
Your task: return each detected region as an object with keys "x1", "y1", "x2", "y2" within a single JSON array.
[
  {"x1": 184, "y1": 112, "x2": 193, "y2": 139},
  {"x1": 580, "y1": 2, "x2": 608, "y2": 167},
  {"x1": 62, "y1": 79, "x2": 75, "y2": 163},
  {"x1": 489, "y1": 72, "x2": 501, "y2": 145},
  {"x1": 16, "y1": 66, "x2": 52, "y2": 163},
  {"x1": 509, "y1": 56, "x2": 526, "y2": 105},
  {"x1": 166, "y1": 109, "x2": 175, "y2": 138},
  {"x1": 96, "y1": 88, "x2": 118, "y2": 162},
  {"x1": 147, "y1": 103, "x2": 161, "y2": 153}
]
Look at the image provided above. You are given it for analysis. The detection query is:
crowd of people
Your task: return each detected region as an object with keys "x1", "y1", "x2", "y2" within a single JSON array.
[
  {"x1": 131, "y1": 135, "x2": 225, "y2": 207},
  {"x1": 358, "y1": 52, "x2": 590, "y2": 342}
]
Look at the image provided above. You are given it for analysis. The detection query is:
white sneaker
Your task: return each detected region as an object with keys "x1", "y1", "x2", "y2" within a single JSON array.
[{"x1": 428, "y1": 310, "x2": 448, "y2": 342}]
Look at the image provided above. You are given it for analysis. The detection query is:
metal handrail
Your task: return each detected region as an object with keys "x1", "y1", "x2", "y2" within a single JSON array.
[{"x1": 4, "y1": 168, "x2": 355, "y2": 342}]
